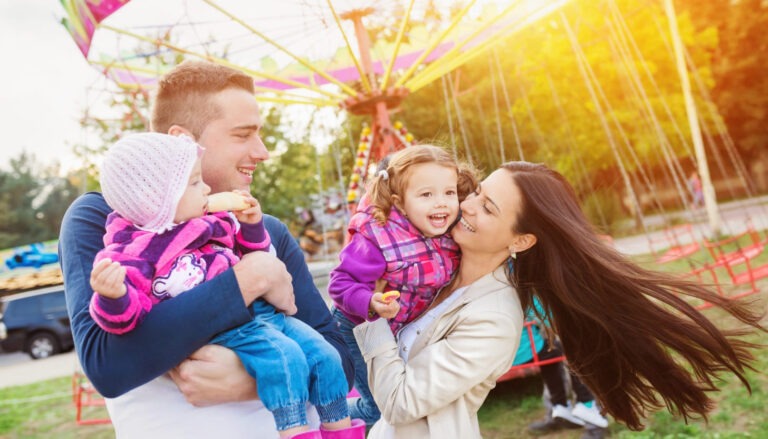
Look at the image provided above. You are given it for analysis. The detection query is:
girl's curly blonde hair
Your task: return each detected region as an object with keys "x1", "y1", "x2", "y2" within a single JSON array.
[{"x1": 367, "y1": 144, "x2": 477, "y2": 224}]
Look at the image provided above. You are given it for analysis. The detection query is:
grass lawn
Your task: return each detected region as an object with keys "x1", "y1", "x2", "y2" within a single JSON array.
[
  {"x1": 0, "y1": 248, "x2": 765, "y2": 438},
  {"x1": 0, "y1": 377, "x2": 112, "y2": 439}
]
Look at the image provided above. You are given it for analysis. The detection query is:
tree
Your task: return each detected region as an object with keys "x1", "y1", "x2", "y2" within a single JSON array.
[
  {"x1": 678, "y1": 0, "x2": 768, "y2": 161},
  {"x1": 251, "y1": 107, "x2": 321, "y2": 222},
  {"x1": 395, "y1": 0, "x2": 722, "y2": 228},
  {"x1": 0, "y1": 152, "x2": 77, "y2": 248}
]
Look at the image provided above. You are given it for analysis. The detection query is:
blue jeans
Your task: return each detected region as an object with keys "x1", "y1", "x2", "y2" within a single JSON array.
[
  {"x1": 332, "y1": 307, "x2": 381, "y2": 425},
  {"x1": 211, "y1": 300, "x2": 348, "y2": 431}
]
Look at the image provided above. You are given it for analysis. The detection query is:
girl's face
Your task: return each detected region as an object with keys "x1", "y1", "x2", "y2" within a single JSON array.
[
  {"x1": 175, "y1": 158, "x2": 211, "y2": 224},
  {"x1": 453, "y1": 169, "x2": 521, "y2": 259},
  {"x1": 395, "y1": 162, "x2": 460, "y2": 238}
]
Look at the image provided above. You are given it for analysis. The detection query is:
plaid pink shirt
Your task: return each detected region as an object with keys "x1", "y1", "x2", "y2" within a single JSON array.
[{"x1": 346, "y1": 206, "x2": 460, "y2": 333}]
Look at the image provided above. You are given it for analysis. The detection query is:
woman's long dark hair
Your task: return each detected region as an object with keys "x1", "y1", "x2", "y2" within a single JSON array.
[{"x1": 502, "y1": 161, "x2": 764, "y2": 430}]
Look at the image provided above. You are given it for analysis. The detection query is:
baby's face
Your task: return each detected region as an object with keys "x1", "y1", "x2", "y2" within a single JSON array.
[{"x1": 174, "y1": 158, "x2": 211, "y2": 224}]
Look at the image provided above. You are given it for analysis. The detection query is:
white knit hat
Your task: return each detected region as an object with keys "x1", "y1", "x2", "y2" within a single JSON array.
[{"x1": 100, "y1": 133, "x2": 203, "y2": 233}]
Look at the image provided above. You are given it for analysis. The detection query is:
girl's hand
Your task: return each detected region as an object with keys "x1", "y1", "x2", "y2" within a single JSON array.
[
  {"x1": 231, "y1": 190, "x2": 263, "y2": 224},
  {"x1": 369, "y1": 291, "x2": 401, "y2": 320},
  {"x1": 90, "y1": 258, "x2": 127, "y2": 299}
]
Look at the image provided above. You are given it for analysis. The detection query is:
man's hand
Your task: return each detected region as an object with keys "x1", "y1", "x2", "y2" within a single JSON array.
[
  {"x1": 232, "y1": 252, "x2": 296, "y2": 314},
  {"x1": 89, "y1": 258, "x2": 127, "y2": 299},
  {"x1": 168, "y1": 345, "x2": 258, "y2": 407}
]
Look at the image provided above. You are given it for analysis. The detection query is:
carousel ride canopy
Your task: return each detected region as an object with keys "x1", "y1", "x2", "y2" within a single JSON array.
[{"x1": 59, "y1": 0, "x2": 571, "y2": 205}]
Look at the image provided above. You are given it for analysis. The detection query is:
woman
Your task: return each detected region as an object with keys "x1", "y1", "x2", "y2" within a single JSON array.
[{"x1": 354, "y1": 161, "x2": 763, "y2": 438}]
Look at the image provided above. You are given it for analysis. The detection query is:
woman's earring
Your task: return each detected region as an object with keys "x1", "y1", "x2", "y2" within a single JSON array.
[{"x1": 510, "y1": 250, "x2": 517, "y2": 259}]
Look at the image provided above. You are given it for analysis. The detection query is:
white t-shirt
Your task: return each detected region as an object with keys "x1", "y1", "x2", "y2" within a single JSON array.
[{"x1": 105, "y1": 375, "x2": 319, "y2": 438}]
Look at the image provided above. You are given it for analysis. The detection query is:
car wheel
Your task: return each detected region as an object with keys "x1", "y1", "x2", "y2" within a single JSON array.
[{"x1": 26, "y1": 332, "x2": 60, "y2": 360}]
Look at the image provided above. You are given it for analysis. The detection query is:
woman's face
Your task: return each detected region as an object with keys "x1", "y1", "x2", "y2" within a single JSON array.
[{"x1": 453, "y1": 168, "x2": 522, "y2": 259}]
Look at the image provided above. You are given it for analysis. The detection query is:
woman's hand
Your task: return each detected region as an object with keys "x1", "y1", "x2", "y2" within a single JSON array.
[{"x1": 168, "y1": 345, "x2": 258, "y2": 406}]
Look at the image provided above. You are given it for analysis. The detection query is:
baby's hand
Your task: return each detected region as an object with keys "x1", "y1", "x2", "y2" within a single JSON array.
[
  {"x1": 231, "y1": 190, "x2": 263, "y2": 224},
  {"x1": 369, "y1": 291, "x2": 401, "y2": 320},
  {"x1": 90, "y1": 258, "x2": 127, "y2": 299}
]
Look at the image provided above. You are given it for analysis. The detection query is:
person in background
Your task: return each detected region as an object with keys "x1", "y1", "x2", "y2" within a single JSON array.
[{"x1": 688, "y1": 170, "x2": 704, "y2": 208}]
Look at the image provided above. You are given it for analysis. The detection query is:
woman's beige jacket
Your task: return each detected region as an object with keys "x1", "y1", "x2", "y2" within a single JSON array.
[{"x1": 354, "y1": 265, "x2": 524, "y2": 439}]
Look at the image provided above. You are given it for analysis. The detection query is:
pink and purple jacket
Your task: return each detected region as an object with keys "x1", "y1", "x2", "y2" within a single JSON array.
[
  {"x1": 328, "y1": 205, "x2": 460, "y2": 333},
  {"x1": 89, "y1": 211, "x2": 270, "y2": 334}
]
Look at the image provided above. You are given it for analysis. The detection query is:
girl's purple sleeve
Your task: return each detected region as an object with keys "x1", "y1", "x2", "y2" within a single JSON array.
[{"x1": 328, "y1": 233, "x2": 387, "y2": 322}]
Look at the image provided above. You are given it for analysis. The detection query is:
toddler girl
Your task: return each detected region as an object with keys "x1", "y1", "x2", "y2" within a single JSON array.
[{"x1": 328, "y1": 144, "x2": 476, "y2": 425}]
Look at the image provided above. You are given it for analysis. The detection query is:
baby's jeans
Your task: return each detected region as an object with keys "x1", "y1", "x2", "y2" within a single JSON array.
[
  {"x1": 211, "y1": 301, "x2": 349, "y2": 431},
  {"x1": 332, "y1": 307, "x2": 381, "y2": 425}
]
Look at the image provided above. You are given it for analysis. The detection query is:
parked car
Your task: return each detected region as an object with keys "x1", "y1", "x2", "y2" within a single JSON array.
[{"x1": 0, "y1": 285, "x2": 73, "y2": 359}]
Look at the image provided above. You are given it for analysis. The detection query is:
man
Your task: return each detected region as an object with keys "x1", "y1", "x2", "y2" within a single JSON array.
[{"x1": 59, "y1": 60, "x2": 354, "y2": 437}]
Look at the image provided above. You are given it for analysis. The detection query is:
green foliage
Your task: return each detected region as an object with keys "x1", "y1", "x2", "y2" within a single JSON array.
[
  {"x1": 250, "y1": 108, "x2": 317, "y2": 222},
  {"x1": 250, "y1": 107, "x2": 353, "y2": 224},
  {"x1": 678, "y1": 0, "x2": 768, "y2": 161},
  {"x1": 581, "y1": 188, "x2": 627, "y2": 233},
  {"x1": 0, "y1": 152, "x2": 78, "y2": 248},
  {"x1": 397, "y1": 0, "x2": 725, "y2": 209}
]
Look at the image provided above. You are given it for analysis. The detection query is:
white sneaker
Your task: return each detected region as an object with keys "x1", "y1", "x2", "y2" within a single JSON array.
[
  {"x1": 573, "y1": 400, "x2": 609, "y2": 428},
  {"x1": 551, "y1": 404, "x2": 585, "y2": 427}
]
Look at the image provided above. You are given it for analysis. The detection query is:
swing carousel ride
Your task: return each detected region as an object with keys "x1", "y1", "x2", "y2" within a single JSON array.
[
  {"x1": 60, "y1": 0, "x2": 570, "y2": 208},
  {"x1": 59, "y1": 0, "x2": 768, "y2": 303}
]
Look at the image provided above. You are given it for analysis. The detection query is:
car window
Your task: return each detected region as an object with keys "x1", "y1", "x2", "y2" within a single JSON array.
[
  {"x1": 40, "y1": 292, "x2": 67, "y2": 314},
  {"x1": 8, "y1": 299, "x2": 40, "y2": 318}
]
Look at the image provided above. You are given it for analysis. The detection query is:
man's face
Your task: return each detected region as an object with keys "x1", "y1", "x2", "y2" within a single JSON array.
[{"x1": 196, "y1": 88, "x2": 269, "y2": 193}]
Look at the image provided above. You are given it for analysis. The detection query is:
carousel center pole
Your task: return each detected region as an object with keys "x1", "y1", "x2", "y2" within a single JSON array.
[{"x1": 341, "y1": 8, "x2": 410, "y2": 214}]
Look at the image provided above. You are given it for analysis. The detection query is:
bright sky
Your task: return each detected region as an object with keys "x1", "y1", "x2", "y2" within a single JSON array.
[
  {"x1": 0, "y1": 1, "x2": 103, "y2": 173},
  {"x1": 0, "y1": 0, "x2": 376, "y2": 173}
]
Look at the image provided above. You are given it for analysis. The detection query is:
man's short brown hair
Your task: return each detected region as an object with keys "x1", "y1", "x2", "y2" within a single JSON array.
[{"x1": 151, "y1": 60, "x2": 255, "y2": 137}]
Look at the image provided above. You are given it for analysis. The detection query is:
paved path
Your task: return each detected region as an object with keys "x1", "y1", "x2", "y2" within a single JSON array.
[
  {"x1": 612, "y1": 196, "x2": 768, "y2": 255},
  {"x1": 0, "y1": 351, "x2": 80, "y2": 389}
]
